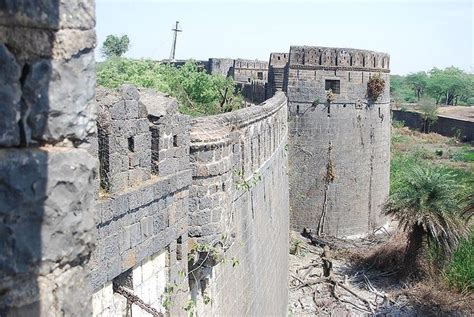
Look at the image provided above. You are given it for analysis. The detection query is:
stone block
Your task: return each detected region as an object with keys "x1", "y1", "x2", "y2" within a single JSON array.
[
  {"x1": 0, "y1": 43, "x2": 21, "y2": 147},
  {"x1": 21, "y1": 51, "x2": 96, "y2": 144},
  {"x1": 130, "y1": 223, "x2": 141, "y2": 248},
  {"x1": 0, "y1": 148, "x2": 96, "y2": 277},
  {"x1": 119, "y1": 227, "x2": 131, "y2": 253},
  {"x1": 140, "y1": 217, "x2": 153, "y2": 239},
  {"x1": 119, "y1": 84, "x2": 139, "y2": 101},
  {"x1": 0, "y1": 0, "x2": 96, "y2": 30},
  {"x1": 125, "y1": 100, "x2": 139, "y2": 119},
  {"x1": 110, "y1": 101, "x2": 127, "y2": 120}
]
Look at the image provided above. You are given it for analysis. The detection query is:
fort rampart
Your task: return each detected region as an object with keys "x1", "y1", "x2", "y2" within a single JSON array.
[
  {"x1": 88, "y1": 88, "x2": 289, "y2": 316},
  {"x1": 1, "y1": 2, "x2": 395, "y2": 315},
  {"x1": 286, "y1": 46, "x2": 391, "y2": 237}
]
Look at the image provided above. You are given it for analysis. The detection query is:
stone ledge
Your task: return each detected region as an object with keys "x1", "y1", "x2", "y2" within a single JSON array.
[{"x1": 190, "y1": 92, "x2": 287, "y2": 144}]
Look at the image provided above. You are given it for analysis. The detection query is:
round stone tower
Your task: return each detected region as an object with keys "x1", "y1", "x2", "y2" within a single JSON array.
[{"x1": 286, "y1": 46, "x2": 391, "y2": 237}]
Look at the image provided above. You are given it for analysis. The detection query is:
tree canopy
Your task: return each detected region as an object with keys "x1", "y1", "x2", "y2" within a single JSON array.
[
  {"x1": 391, "y1": 67, "x2": 473, "y2": 105},
  {"x1": 101, "y1": 35, "x2": 130, "y2": 58}
]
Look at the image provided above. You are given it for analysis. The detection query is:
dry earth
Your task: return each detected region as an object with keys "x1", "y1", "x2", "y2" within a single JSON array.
[{"x1": 288, "y1": 230, "x2": 473, "y2": 317}]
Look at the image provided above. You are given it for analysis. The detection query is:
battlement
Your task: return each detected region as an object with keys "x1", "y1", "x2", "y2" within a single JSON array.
[
  {"x1": 289, "y1": 46, "x2": 390, "y2": 72},
  {"x1": 233, "y1": 58, "x2": 268, "y2": 70},
  {"x1": 269, "y1": 52, "x2": 289, "y2": 68}
]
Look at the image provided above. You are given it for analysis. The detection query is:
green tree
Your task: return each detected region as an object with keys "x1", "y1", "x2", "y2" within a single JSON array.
[
  {"x1": 418, "y1": 97, "x2": 439, "y2": 133},
  {"x1": 101, "y1": 35, "x2": 130, "y2": 58},
  {"x1": 406, "y1": 71, "x2": 428, "y2": 101},
  {"x1": 383, "y1": 165, "x2": 471, "y2": 276},
  {"x1": 426, "y1": 67, "x2": 471, "y2": 105},
  {"x1": 390, "y1": 75, "x2": 416, "y2": 103}
]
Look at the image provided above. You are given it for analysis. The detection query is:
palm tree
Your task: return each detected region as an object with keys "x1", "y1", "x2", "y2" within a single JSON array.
[{"x1": 384, "y1": 165, "x2": 471, "y2": 275}]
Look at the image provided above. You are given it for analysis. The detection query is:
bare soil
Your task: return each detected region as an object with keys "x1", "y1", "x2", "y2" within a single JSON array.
[{"x1": 288, "y1": 230, "x2": 473, "y2": 316}]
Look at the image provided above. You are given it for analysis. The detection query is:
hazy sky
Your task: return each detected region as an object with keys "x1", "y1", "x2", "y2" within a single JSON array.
[{"x1": 96, "y1": 0, "x2": 473, "y2": 75}]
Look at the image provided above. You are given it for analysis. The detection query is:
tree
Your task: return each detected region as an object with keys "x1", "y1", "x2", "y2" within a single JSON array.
[
  {"x1": 406, "y1": 72, "x2": 428, "y2": 101},
  {"x1": 383, "y1": 165, "x2": 471, "y2": 276},
  {"x1": 418, "y1": 97, "x2": 438, "y2": 133},
  {"x1": 426, "y1": 67, "x2": 471, "y2": 105},
  {"x1": 101, "y1": 35, "x2": 130, "y2": 58}
]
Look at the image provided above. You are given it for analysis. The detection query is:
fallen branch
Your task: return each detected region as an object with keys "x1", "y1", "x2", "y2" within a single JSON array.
[{"x1": 335, "y1": 281, "x2": 375, "y2": 314}]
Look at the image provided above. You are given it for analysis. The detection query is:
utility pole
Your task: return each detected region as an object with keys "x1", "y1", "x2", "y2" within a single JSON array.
[{"x1": 169, "y1": 21, "x2": 182, "y2": 62}]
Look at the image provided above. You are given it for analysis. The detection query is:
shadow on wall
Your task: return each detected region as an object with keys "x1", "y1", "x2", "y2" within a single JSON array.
[
  {"x1": 1, "y1": 1, "x2": 96, "y2": 315},
  {"x1": 0, "y1": 2, "x2": 56, "y2": 313}
]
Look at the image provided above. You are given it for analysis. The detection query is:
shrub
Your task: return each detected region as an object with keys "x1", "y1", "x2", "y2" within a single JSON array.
[
  {"x1": 418, "y1": 97, "x2": 439, "y2": 133},
  {"x1": 384, "y1": 164, "x2": 470, "y2": 276},
  {"x1": 367, "y1": 73, "x2": 385, "y2": 101},
  {"x1": 444, "y1": 230, "x2": 474, "y2": 292},
  {"x1": 97, "y1": 58, "x2": 243, "y2": 116},
  {"x1": 450, "y1": 147, "x2": 474, "y2": 163},
  {"x1": 392, "y1": 120, "x2": 405, "y2": 129}
]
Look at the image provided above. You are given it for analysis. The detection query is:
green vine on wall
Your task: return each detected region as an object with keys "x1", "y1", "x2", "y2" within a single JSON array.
[{"x1": 234, "y1": 170, "x2": 262, "y2": 191}]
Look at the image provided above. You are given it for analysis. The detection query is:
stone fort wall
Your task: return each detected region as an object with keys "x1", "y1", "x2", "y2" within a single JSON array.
[
  {"x1": 189, "y1": 92, "x2": 289, "y2": 316},
  {"x1": 89, "y1": 86, "x2": 191, "y2": 316},
  {"x1": 392, "y1": 110, "x2": 473, "y2": 142},
  {"x1": 286, "y1": 46, "x2": 391, "y2": 237},
  {"x1": 1, "y1": 1, "x2": 395, "y2": 315},
  {"x1": 88, "y1": 87, "x2": 289, "y2": 316}
]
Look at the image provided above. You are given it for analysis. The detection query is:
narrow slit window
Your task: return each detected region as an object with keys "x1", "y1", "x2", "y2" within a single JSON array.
[
  {"x1": 127, "y1": 137, "x2": 134, "y2": 152},
  {"x1": 325, "y1": 80, "x2": 340, "y2": 94},
  {"x1": 176, "y1": 236, "x2": 183, "y2": 261}
]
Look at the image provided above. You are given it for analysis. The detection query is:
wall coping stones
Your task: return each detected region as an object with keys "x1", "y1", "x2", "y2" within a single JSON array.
[
  {"x1": 190, "y1": 92, "x2": 287, "y2": 146},
  {"x1": 289, "y1": 45, "x2": 390, "y2": 72}
]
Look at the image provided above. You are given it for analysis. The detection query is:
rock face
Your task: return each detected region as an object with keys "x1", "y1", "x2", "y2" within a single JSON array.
[
  {"x1": 0, "y1": 1, "x2": 97, "y2": 315},
  {"x1": 285, "y1": 46, "x2": 391, "y2": 237}
]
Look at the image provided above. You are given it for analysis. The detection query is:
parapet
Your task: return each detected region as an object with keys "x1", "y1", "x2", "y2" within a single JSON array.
[
  {"x1": 95, "y1": 85, "x2": 190, "y2": 194},
  {"x1": 269, "y1": 52, "x2": 289, "y2": 68},
  {"x1": 288, "y1": 46, "x2": 390, "y2": 72},
  {"x1": 233, "y1": 58, "x2": 269, "y2": 70},
  {"x1": 96, "y1": 85, "x2": 151, "y2": 194}
]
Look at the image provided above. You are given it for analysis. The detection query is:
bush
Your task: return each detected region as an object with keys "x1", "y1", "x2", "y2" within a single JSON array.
[
  {"x1": 444, "y1": 230, "x2": 474, "y2": 293},
  {"x1": 392, "y1": 120, "x2": 405, "y2": 129},
  {"x1": 97, "y1": 57, "x2": 243, "y2": 116},
  {"x1": 450, "y1": 147, "x2": 474, "y2": 163}
]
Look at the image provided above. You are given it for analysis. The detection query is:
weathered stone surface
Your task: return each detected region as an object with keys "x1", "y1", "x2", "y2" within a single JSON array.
[
  {"x1": 21, "y1": 51, "x2": 96, "y2": 143},
  {"x1": 188, "y1": 92, "x2": 289, "y2": 316},
  {"x1": 0, "y1": 26, "x2": 96, "y2": 61},
  {"x1": 0, "y1": 147, "x2": 96, "y2": 313},
  {"x1": 0, "y1": 43, "x2": 21, "y2": 146},
  {"x1": 141, "y1": 89, "x2": 179, "y2": 119},
  {"x1": 0, "y1": 0, "x2": 95, "y2": 30},
  {"x1": 287, "y1": 46, "x2": 391, "y2": 237}
]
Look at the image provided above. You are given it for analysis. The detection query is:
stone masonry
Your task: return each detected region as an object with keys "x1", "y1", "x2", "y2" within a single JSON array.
[
  {"x1": 90, "y1": 86, "x2": 190, "y2": 316},
  {"x1": 189, "y1": 92, "x2": 289, "y2": 316},
  {"x1": 0, "y1": 2, "x2": 393, "y2": 315},
  {"x1": 285, "y1": 46, "x2": 391, "y2": 237},
  {"x1": 0, "y1": 1, "x2": 97, "y2": 315}
]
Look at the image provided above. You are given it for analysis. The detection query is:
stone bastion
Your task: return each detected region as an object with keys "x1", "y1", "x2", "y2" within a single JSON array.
[{"x1": 285, "y1": 46, "x2": 391, "y2": 237}]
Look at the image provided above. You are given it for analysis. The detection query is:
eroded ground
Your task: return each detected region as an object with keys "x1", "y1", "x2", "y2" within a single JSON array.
[{"x1": 288, "y1": 231, "x2": 473, "y2": 317}]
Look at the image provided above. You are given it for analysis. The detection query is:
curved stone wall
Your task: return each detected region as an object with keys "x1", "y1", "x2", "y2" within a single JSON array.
[
  {"x1": 189, "y1": 92, "x2": 289, "y2": 316},
  {"x1": 287, "y1": 46, "x2": 391, "y2": 237}
]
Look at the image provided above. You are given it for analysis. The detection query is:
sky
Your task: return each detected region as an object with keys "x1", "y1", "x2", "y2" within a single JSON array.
[{"x1": 96, "y1": 0, "x2": 473, "y2": 75}]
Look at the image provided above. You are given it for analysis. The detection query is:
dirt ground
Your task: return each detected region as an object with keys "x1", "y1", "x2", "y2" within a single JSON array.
[
  {"x1": 288, "y1": 230, "x2": 473, "y2": 317},
  {"x1": 394, "y1": 104, "x2": 474, "y2": 122},
  {"x1": 437, "y1": 106, "x2": 474, "y2": 122}
]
